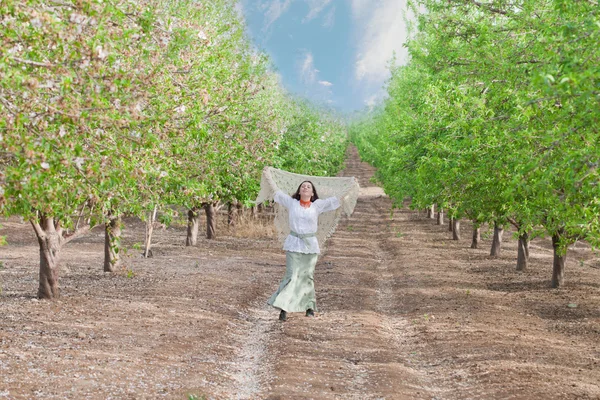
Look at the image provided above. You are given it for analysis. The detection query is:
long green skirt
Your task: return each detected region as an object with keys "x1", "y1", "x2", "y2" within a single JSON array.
[{"x1": 268, "y1": 251, "x2": 319, "y2": 313}]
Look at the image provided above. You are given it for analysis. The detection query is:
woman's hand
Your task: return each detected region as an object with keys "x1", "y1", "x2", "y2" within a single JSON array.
[{"x1": 263, "y1": 166, "x2": 276, "y2": 186}]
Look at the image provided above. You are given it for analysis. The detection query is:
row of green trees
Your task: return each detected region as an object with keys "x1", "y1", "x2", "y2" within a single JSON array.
[
  {"x1": 351, "y1": 0, "x2": 599, "y2": 287},
  {"x1": 0, "y1": 0, "x2": 348, "y2": 299}
]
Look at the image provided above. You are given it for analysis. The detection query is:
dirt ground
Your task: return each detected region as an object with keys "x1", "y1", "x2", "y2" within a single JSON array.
[{"x1": 1, "y1": 147, "x2": 599, "y2": 400}]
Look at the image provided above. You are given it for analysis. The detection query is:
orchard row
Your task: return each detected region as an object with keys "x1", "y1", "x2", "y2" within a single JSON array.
[
  {"x1": 0, "y1": 0, "x2": 348, "y2": 298},
  {"x1": 351, "y1": 0, "x2": 599, "y2": 287}
]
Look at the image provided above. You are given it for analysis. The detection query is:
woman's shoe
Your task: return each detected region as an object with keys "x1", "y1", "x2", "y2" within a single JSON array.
[
  {"x1": 279, "y1": 310, "x2": 287, "y2": 322},
  {"x1": 305, "y1": 309, "x2": 315, "y2": 317}
]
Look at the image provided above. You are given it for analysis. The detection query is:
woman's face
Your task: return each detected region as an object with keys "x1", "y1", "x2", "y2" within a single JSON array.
[{"x1": 300, "y1": 182, "x2": 314, "y2": 198}]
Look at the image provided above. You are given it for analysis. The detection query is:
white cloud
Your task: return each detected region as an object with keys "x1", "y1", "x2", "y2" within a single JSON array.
[
  {"x1": 322, "y1": 6, "x2": 336, "y2": 29},
  {"x1": 299, "y1": 51, "x2": 319, "y2": 84},
  {"x1": 364, "y1": 88, "x2": 388, "y2": 110},
  {"x1": 234, "y1": 2, "x2": 244, "y2": 19},
  {"x1": 365, "y1": 95, "x2": 377, "y2": 107},
  {"x1": 349, "y1": 0, "x2": 409, "y2": 109},
  {"x1": 262, "y1": 0, "x2": 293, "y2": 31},
  {"x1": 350, "y1": 0, "x2": 371, "y2": 20},
  {"x1": 296, "y1": 51, "x2": 335, "y2": 104},
  {"x1": 351, "y1": 0, "x2": 409, "y2": 84},
  {"x1": 303, "y1": 0, "x2": 333, "y2": 22}
]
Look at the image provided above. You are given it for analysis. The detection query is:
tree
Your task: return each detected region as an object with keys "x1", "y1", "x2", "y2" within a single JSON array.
[{"x1": 0, "y1": 0, "x2": 165, "y2": 297}]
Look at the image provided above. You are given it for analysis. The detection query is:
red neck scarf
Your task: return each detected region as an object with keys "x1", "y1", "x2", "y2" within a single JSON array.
[{"x1": 300, "y1": 199, "x2": 312, "y2": 208}]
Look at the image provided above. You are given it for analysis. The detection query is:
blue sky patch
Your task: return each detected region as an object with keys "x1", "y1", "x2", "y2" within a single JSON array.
[{"x1": 240, "y1": 0, "x2": 409, "y2": 113}]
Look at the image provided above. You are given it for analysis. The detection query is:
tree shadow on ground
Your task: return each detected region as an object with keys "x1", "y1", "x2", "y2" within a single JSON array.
[{"x1": 486, "y1": 279, "x2": 552, "y2": 293}]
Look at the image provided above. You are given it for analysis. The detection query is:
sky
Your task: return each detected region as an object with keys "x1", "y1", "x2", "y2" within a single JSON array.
[{"x1": 240, "y1": 0, "x2": 410, "y2": 113}]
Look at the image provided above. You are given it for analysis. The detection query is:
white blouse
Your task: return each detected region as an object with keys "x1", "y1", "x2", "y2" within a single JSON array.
[{"x1": 274, "y1": 190, "x2": 340, "y2": 254}]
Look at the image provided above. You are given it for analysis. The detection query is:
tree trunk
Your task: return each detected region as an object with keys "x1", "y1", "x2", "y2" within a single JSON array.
[
  {"x1": 551, "y1": 231, "x2": 567, "y2": 288},
  {"x1": 470, "y1": 224, "x2": 481, "y2": 249},
  {"x1": 239, "y1": 205, "x2": 249, "y2": 220},
  {"x1": 448, "y1": 217, "x2": 454, "y2": 232},
  {"x1": 516, "y1": 232, "x2": 530, "y2": 271},
  {"x1": 258, "y1": 204, "x2": 264, "y2": 219},
  {"x1": 143, "y1": 206, "x2": 157, "y2": 258},
  {"x1": 227, "y1": 202, "x2": 238, "y2": 227},
  {"x1": 236, "y1": 202, "x2": 243, "y2": 221},
  {"x1": 186, "y1": 208, "x2": 200, "y2": 246},
  {"x1": 204, "y1": 203, "x2": 217, "y2": 239},
  {"x1": 452, "y1": 219, "x2": 461, "y2": 240},
  {"x1": 104, "y1": 214, "x2": 122, "y2": 272},
  {"x1": 34, "y1": 216, "x2": 63, "y2": 299},
  {"x1": 490, "y1": 222, "x2": 504, "y2": 257},
  {"x1": 429, "y1": 204, "x2": 435, "y2": 219},
  {"x1": 437, "y1": 209, "x2": 444, "y2": 225}
]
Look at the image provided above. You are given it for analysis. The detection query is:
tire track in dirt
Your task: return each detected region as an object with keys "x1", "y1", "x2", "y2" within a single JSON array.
[
  {"x1": 225, "y1": 300, "x2": 276, "y2": 399},
  {"x1": 201, "y1": 253, "x2": 282, "y2": 399}
]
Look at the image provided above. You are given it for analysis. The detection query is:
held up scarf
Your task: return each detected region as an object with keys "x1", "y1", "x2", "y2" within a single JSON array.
[{"x1": 255, "y1": 167, "x2": 360, "y2": 250}]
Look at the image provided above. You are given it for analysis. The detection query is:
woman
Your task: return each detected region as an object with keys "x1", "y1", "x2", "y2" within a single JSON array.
[{"x1": 268, "y1": 180, "x2": 341, "y2": 321}]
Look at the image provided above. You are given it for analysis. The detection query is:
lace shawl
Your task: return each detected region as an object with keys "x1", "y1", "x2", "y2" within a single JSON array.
[{"x1": 255, "y1": 167, "x2": 360, "y2": 250}]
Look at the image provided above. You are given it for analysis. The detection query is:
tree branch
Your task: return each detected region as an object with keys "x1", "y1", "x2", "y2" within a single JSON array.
[
  {"x1": 30, "y1": 218, "x2": 46, "y2": 240},
  {"x1": 507, "y1": 217, "x2": 520, "y2": 229},
  {"x1": 62, "y1": 224, "x2": 92, "y2": 245},
  {"x1": 74, "y1": 201, "x2": 88, "y2": 231},
  {"x1": 0, "y1": 95, "x2": 18, "y2": 116},
  {"x1": 471, "y1": 1, "x2": 509, "y2": 15},
  {"x1": 516, "y1": 60, "x2": 541, "y2": 64},
  {"x1": 10, "y1": 57, "x2": 55, "y2": 68},
  {"x1": 524, "y1": 96, "x2": 558, "y2": 106},
  {"x1": 48, "y1": 1, "x2": 78, "y2": 8}
]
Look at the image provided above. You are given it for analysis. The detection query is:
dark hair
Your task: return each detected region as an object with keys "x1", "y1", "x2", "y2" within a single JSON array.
[{"x1": 292, "y1": 180, "x2": 319, "y2": 202}]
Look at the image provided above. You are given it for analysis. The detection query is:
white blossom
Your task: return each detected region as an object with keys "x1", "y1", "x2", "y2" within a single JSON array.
[
  {"x1": 74, "y1": 157, "x2": 85, "y2": 169},
  {"x1": 40, "y1": 162, "x2": 50, "y2": 170},
  {"x1": 69, "y1": 13, "x2": 87, "y2": 24},
  {"x1": 30, "y1": 18, "x2": 42, "y2": 29},
  {"x1": 95, "y1": 45, "x2": 109, "y2": 60},
  {"x1": 1, "y1": 16, "x2": 16, "y2": 26},
  {"x1": 8, "y1": 44, "x2": 23, "y2": 54}
]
